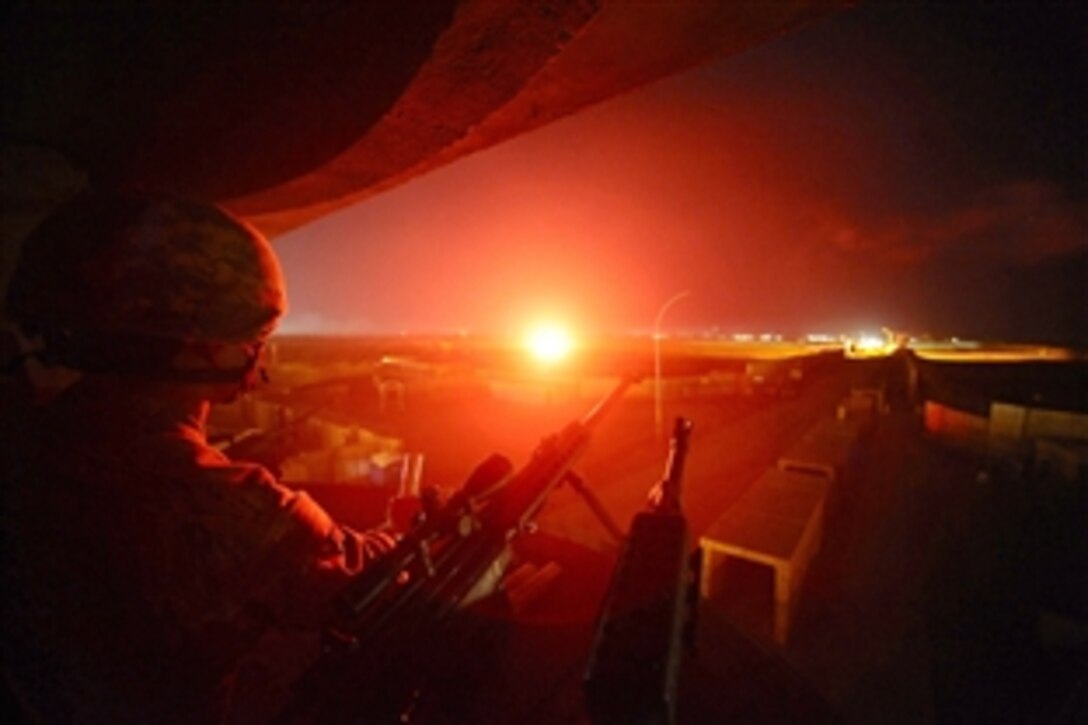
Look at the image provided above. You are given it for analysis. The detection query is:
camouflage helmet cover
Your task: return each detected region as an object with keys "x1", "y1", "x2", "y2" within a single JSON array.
[{"x1": 7, "y1": 193, "x2": 287, "y2": 344}]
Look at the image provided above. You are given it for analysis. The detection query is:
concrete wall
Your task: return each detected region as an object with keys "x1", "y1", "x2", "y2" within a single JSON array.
[
  {"x1": 990, "y1": 403, "x2": 1088, "y2": 443},
  {"x1": 988, "y1": 402, "x2": 1088, "y2": 471},
  {"x1": 923, "y1": 399, "x2": 1088, "y2": 469}
]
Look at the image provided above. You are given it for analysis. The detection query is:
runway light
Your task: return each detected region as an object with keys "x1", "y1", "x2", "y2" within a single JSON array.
[{"x1": 525, "y1": 323, "x2": 574, "y2": 365}]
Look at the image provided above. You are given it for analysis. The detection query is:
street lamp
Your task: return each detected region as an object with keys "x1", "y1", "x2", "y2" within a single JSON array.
[{"x1": 654, "y1": 290, "x2": 690, "y2": 437}]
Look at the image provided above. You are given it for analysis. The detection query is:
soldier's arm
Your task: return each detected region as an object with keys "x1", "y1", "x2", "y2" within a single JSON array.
[{"x1": 184, "y1": 445, "x2": 394, "y2": 628}]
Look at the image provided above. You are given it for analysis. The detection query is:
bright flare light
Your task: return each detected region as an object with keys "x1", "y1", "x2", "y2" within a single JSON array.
[
  {"x1": 845, "y1": 331, "x2": 895, "y2": 359},
  {"x1": 525, "y1": 323, "x2": 574, "y2": 365}
]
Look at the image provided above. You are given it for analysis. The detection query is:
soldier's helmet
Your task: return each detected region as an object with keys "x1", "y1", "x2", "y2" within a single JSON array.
[{"x1": 6, "y1": 192, "x2": 287, "y2": 384}]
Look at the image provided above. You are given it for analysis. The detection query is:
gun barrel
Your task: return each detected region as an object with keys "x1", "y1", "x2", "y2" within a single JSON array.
[
  {"x1": 658, "y1": 417, "x2": 693, "y2": 513},
  {"x1": 493, "y1": 375, "x2": 634, "y2": 533},
  {"x1": 581, "y1": 375, "x2": 636, "y2": 429}
]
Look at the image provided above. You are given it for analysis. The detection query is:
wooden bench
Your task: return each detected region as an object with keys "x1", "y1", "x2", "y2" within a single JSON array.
[
  {"x1": 699, "y1": 468, "x2": 829, "y2": 645},
  {"x1": 777, "y1": 417, "x2": 860, "y2": 484}
]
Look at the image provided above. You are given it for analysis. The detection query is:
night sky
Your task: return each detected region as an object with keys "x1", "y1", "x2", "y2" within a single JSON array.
[{"x1": 276, "y1": 3, "x2": 1086, "y2": 341}]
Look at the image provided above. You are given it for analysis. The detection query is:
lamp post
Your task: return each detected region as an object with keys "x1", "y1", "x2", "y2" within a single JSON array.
[{"x1": 654, "y1": 290, "x2": 690, "y2": 437}]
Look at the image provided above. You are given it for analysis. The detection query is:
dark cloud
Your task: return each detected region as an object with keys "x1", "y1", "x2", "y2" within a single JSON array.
[
  {"x1": 804, "y1": 180, "x2": 1087, "y2": 271},
  {"x1": 278, "y1": 3, "x2": 1087, "y2": 342}
]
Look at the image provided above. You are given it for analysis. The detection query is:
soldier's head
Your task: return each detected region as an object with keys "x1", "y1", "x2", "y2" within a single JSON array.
[{"x1": 6, "y1": 192, "x2": 287, "y2": 400}]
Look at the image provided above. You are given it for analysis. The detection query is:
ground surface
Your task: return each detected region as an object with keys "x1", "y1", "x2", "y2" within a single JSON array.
[{"x1": 241, "y1": 347, "x2": 1085, "y2": 722}]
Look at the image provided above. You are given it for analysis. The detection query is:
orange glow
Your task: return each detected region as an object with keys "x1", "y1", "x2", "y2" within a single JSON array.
[{"x1": 524, "y1": 323, "x2": 574, "y2": 365}]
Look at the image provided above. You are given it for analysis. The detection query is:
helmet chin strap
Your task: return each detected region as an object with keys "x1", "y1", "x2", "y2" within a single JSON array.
[{"x1": 235, "y1": 347, "x2": 269, "y2": 392}]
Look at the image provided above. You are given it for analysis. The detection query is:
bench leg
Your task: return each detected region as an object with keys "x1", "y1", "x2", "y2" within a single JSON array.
[
  {"x1": 774, "y1": 565, "x2": 792, "y2": 645},
  {"x1": 699, "y1": 547, "x2": 718, "y2": 599}
]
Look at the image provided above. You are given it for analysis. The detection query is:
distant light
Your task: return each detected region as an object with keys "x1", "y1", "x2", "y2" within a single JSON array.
[
  {"x1": 856, "y1": 335, "x2": 886, "y2": 351},
  {"x1": 525, "y1": 323, "x2": 574, "y2": 365}
]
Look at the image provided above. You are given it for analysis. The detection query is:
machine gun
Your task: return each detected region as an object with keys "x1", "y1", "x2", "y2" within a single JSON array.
[
  {"x1": 584, "y1": 416, "x2": 699, "y2": 725},
  {"x1": 276, "y1": 376, "x2": 634, "y2": 723}
]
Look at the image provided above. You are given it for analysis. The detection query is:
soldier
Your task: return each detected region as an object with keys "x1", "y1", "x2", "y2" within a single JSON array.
[{"x1": 1, "y1": 193, "x2": 394, "y2": 722}]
